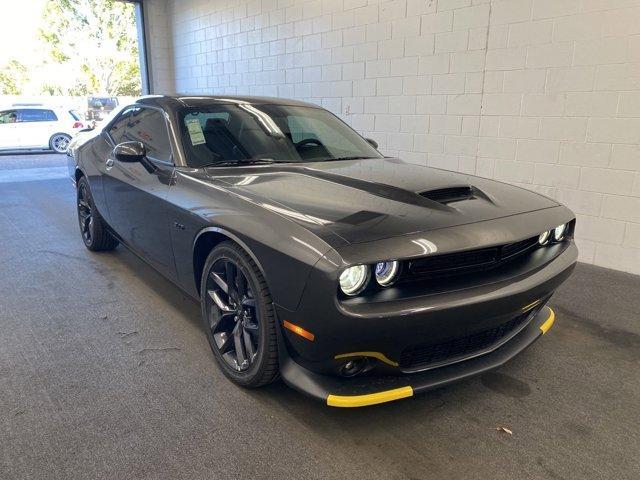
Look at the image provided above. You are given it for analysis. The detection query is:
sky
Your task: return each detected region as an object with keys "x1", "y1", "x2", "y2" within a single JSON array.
[{"x1": 0, "y1": 0, "x2": 48, "y2": 65}]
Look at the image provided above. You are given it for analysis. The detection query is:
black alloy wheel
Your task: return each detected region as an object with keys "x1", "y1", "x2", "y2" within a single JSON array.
[
  {"x1": 76, "y1": 176, "x2": 119, "y2": 251},
  {"x1": 201, "y1": 242, "x2": 278, "y2": 387},
  {"x1": 207, "y1": 257, "x2": 259, "y2": 371},
  {"x1": 77, "y1": 181, "x2": 94, "y2": 244}
]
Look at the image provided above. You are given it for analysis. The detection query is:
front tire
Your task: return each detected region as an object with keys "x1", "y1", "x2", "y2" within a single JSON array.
[
  {"x1": 50, "y1": 133, "x2": 71, "y2": 153},
  {"x1": 77, "y1": 176, "x2": 119, "y2": 251},
  {"x1": 200, "y1": 242, "x2": 279, "y2": 388}
]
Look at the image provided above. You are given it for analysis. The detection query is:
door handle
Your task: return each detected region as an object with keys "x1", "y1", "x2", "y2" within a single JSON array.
[{"x1": 105, "y1": 158, "x2": 114, "y2": 169}]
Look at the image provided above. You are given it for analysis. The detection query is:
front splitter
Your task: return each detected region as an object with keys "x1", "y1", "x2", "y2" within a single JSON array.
[{"x1": 280, "y1": 306, "x2": 555, "y2": 407}]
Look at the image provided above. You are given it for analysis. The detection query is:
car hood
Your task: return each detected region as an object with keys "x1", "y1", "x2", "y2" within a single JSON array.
[{"x1": 207, "y1": 158, "x2": 558, "y2": 245}]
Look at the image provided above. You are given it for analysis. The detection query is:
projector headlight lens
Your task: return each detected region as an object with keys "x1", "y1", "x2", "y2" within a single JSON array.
[
  {"x1": 374, "y1": 261, "x2": 400, "y2": 286},
  {"x1": 553, "y1": 224, "x2": 567, "y2": 241},
  {"x1": 339, "y1": 265, "x2": 369, "y2": 296},
  {"x1": 538, "y1": 230, "x2": 551, "y2": 245}
]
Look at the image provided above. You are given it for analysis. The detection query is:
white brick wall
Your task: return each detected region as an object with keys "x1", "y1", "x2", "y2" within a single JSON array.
[
  {"x1": 143, "y1": 0, "x2": 175, "y2": 93},
  {"x1": 148, "y1": 0, "x2": 640, "y2": 275},
  {"x1": 480, "y1": 0, "x2": 640, "y2": 274}
]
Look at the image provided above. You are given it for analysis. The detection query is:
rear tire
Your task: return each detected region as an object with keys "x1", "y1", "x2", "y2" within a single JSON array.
[
  {"x1": 50, "y1": 133, "x2": 71, "y2": 153},
  {"x1": 77, "y1": 176, "x2": 119, "y2": 252},
  {"x1": 200, "y1": 241, "x2": 279, "y2": 388}
]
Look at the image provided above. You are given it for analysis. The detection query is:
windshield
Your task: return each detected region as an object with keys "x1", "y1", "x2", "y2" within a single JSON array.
[{"x1": 178, "y1": 103, "x2": 382, "y2": 167}]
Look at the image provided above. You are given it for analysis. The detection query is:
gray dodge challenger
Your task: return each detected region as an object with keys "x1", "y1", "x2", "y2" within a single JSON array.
[{"x1": 68, "y1": 95, "x2": 577, "y2": 407}]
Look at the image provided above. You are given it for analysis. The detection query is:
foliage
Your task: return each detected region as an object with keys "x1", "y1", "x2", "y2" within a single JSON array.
[
  {"x1": 0, "y1": 60, "x2": 28, "y2": 95},
  {"x1": 38, "y1": 0, "x2": 142, "y2": 96}
]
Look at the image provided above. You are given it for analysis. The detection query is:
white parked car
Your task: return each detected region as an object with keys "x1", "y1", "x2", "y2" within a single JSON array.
[{"x1": 0, "y1": 105, "x2": 86, "y2": 153}]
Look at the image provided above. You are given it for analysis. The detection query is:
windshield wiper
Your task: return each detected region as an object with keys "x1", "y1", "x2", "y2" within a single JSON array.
[
  {"x1": 320, "y1": 155, "x2": 373, "y2": 161},
  {"x1": 202, "y1": 158, "x2": 290, "y2": 168}
]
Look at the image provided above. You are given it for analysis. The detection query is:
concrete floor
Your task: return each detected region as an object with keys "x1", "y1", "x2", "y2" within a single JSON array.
[
  {"x1": 1, "y1": 154, "x2": 639, "y2": 480},
  {"x1": 0, "y1": 152, "x2": 68, "y2": 183}
]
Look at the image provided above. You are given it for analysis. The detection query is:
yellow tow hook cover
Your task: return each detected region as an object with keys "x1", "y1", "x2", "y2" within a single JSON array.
[
  {"x1": 327, "y1": 386, "x2": 413, "y2": 408},
  {"x1": 539, "y1": 307, "x2": 555, "y2": 334}
]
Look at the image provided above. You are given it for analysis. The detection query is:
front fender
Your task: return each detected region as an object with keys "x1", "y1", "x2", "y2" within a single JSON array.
[{"x1": 168, "y1": 169, "x2": 335, "y2": 310}]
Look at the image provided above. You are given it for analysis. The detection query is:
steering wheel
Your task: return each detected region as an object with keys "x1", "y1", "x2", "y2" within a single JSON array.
[{"x1": 295, "y1": 138, "x2": 324, "y2": 148}]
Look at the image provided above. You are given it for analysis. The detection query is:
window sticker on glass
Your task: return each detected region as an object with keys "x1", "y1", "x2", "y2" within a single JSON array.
[{"x1": 186, "y1": 118, "x2": 206, "y2": 145}]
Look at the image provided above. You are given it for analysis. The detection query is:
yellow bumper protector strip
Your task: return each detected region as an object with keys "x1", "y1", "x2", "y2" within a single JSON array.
[
  {"x1": 334, "y1": 351, "x2": 399, "y2": 367},
  {"x1": 327, "y1": 386, "x2": 413, "y2": 408},
  {"x1": 539, "y1": 307, "x2": 555, "y2": 334}
]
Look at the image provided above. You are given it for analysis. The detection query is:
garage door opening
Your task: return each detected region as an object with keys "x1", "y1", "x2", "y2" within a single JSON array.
[{"x1": 0, "y1": 0, "x2": 147, "y2": 182}]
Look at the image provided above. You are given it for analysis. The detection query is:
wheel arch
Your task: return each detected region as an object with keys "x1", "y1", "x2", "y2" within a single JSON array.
[
  {"x1": 50, "y1": 131, "x2": 72, "y2": 139},
  {"x1": 74, "y1": 166, "x2": 86, "y2": 184},
  {"x1": 49, "y1": 131, "x2": 72, "y2": 143},
  {"x1": 192, "y1": 226, "x2": 269, "y2": 297}
]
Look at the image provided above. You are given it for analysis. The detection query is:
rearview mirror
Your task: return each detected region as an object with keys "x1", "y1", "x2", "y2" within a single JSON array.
[
  {"x1": 114, "y1": 141, "x2": 146, "y2": 163},
  {"x1": 365, "y1": 138, "x2": 378, "y2": 149}
]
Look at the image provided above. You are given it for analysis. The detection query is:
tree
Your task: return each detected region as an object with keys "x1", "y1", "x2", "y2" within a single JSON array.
[
  {"x1": 38, "y1": 0, "x2": 142, "y2": 96},
  {"x1": 0, "y1": 60, "x2": 28, "y2": 95}
]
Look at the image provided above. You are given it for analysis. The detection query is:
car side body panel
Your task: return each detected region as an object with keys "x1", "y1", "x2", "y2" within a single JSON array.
[
  {"x1": 103, "y1": 157, "x2": 177, "y2": 280},
  {"x1": 72, "y1": 138, "x2": 335, "y2": 309}
]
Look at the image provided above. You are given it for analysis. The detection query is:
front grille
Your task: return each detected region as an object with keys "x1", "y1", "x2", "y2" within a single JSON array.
[
  {"x1": 501, "y1": 236, "x2": 539, "y2": 259},
  {"x1": 399, "y1": 312, "x2": 532, "y2": 370},
  {"x1": 405, "y1": 236, "x2": 539, "y2": 281},
  {"x1": 409, "y1": 247, "x2": 498, "y2": 275}
]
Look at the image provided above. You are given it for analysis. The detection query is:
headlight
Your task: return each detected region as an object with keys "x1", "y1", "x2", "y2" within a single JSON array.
[
  {"x1": 374, "y1": 261, "x2": 399, "y2": 286},
  {"x1": 553, "y1": 224, "x2": 567, "y2": 241},
  {"x1": 538, "y1": 230, "x2": 551, "y2": 245},
  {"x1": 339, "y1": 265, "x2": 369, "y2": 296}
]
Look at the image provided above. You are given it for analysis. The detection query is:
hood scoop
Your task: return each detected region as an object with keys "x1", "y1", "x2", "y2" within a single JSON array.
[{"x1": 419, "y1": 185, "x2": 477, "y2": 204}]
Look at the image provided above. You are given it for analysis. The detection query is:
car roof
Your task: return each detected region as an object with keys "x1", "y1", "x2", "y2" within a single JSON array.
[
  {"x1": 135, "y1": 95, "x2": 320, "y2": 111},
  {"x1": 9, "y1": 105, "x2": 72, "y2": 112}
]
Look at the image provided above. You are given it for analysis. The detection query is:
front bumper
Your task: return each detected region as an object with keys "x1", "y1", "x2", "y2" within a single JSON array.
[
  {"x1": 277, "y1": 241, "x2": 576, "y2": 374},
  {"x1": 280, "y1": 306, "x2": 555, "y2": 407}
]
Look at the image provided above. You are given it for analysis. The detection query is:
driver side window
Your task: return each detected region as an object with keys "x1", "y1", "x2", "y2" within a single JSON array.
[
  {"x1": 0, "y1": 110, "x2": 18, "y2": 124},
  {"x1": 108, "y1": 107, "x2": 134, "y2": 144},
  {"x1": 125, "y1": 108, "x2": 172, "y2": 163}
]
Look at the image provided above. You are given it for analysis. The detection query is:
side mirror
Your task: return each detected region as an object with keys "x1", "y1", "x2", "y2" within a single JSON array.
[
  {"x1": 114, "y1": 141, "x2": 146, "y2": 163},
  {"x1": 365, "y1": 138, "x2": 378, "y2": 149}
]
